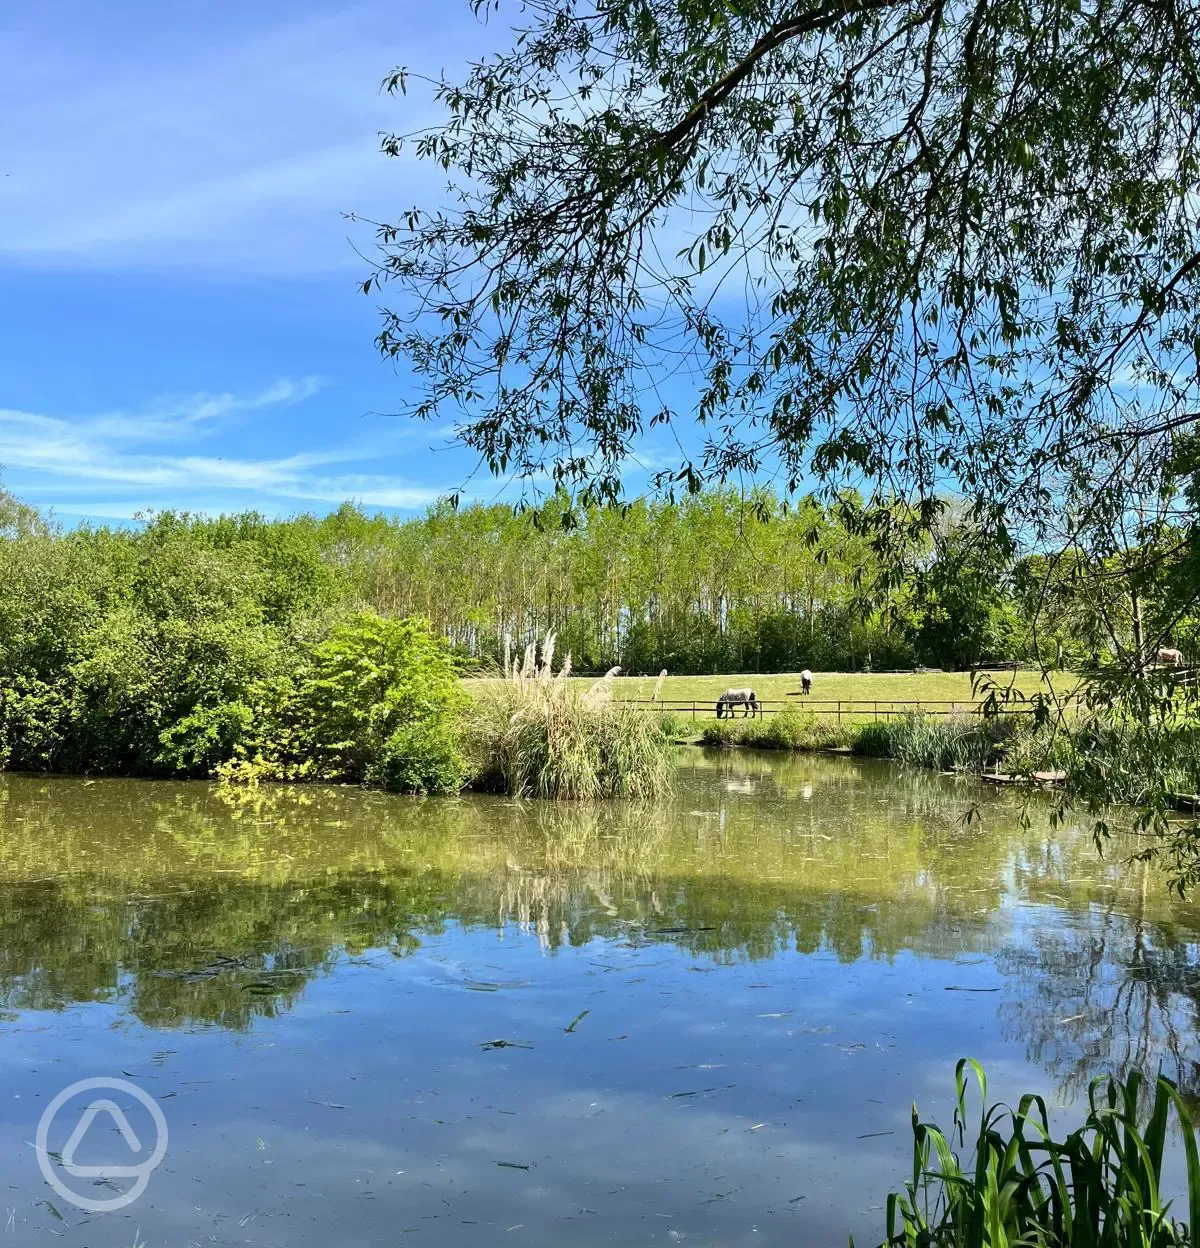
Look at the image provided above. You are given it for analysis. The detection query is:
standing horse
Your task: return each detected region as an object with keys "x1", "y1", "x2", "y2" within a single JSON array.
[
  {"x1": 1157, "y1": 647, "x2": 1185, "y2": 667},
  {"x1": 716, "y1": 688, "x2": 759, "y2": 718},
  {"x1": 800, "y1": 669, "x2": 813, "y2": 695}
]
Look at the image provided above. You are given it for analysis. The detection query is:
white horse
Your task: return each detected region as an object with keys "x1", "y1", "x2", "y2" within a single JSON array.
[
  {"x1": 800, "y1": 669, "x2": 813, "y2": 695},
  {"x1": 1157, "y1": 647, "x2": 1184, "y2": 667},
  {"x1": 716, "y1": 688, "x2": 759, "y2": 718}
]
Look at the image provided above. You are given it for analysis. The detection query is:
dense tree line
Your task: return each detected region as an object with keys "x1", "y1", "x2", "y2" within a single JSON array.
[
  {"x1": 316, "y1": 490, "x2": 1045, "y2": 672},
  {"x1": 324, "y1": 490, "x2": 928, "y2": 672},
  {"x1": 306, "y1": 489, "x2": 1200, "y2": 674}
]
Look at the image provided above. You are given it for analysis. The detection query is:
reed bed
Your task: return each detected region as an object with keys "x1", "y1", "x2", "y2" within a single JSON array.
[
  {"x1": 873, "y1": 1061, "x2": 1199, "y2": 1248},
  {"x1": 1060, "y1": 717, "x2": 1200, "y2": 808},
  {"x1": 702, "y1": 707, "x2": 999, "y2": 769},
  {"x1": 854, "y1": 711, "x2": 998, "y2": 772},
  {"x1": 466, "y1": 634, "x2": 675, "y2": 800}
]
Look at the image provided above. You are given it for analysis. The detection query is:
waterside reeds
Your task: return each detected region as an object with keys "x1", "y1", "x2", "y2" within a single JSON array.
[
  {"x1": 873, "y1": 1061, "x2": 1199, "y2": 1247},
  {"x1": 466, "y1": 635, "x2": 675, "y2": 800}
]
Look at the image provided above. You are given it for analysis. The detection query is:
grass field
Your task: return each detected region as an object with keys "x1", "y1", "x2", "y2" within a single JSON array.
[{"x1": 464, "y1": 668, "x2": 1082, "y2": 722}]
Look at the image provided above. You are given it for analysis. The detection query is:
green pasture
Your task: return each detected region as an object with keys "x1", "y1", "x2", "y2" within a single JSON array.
[{"x1": 465, "y1": 668, "x2": 1082, "y2": 721}]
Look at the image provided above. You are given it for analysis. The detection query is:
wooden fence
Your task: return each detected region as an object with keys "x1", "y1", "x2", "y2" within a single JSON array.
[
  {"x1": 613, "y1": 697, "x2": 1080, "y2": 724},
  {"x1": 1170, "y1": 666, "x2": 1200, "y2": 690}
]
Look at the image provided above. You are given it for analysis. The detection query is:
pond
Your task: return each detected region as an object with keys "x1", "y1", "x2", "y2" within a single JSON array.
[{"x1": 2, "y1": 750, "x2": 1200, "y2": 1245}]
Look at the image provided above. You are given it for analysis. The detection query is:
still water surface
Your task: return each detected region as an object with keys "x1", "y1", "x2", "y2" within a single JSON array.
[{"x1": 2, "y1": 751, "x2": 1200, "y2": 1245}]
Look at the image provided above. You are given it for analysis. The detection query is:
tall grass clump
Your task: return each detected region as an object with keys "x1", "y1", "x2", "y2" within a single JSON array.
[
  {"x1": 874, "y1": 1060, "x2": 1199, "y2": 1247},
  {"x1": 467, "y1": 634, "x2": 674, "y2": 800}
]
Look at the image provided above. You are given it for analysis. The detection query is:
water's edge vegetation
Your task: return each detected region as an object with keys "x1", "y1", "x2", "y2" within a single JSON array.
[
  {"x1": 698, "y1": 705, "x2": 1200, "y2": 819},
  {"x1": 873, "y1": 1062, "x2": 1200, "y2": 1247},
  {"x1": 0, "y1": 493, "x2": 680, "y2": 797},
  {"x1": 700, "y1": 709, "x2": 1029, "y2": 773}
]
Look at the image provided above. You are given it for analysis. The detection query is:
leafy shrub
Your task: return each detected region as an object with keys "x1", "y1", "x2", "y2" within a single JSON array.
[
  {"x1": 299, "y1": 614, "x2": 465, "y2": 784},
  {"x1": 365, "y1": 722, "x2": 469, "y2": 795},
  {"x1": 748, "y1": 708, "x2": 850, "y2": 750},
  {"x1": 0, "y1": 675, "x2": 75, "y2": 771},
  {"x1": 158, "y1": 702, "x2": 255, "y2": 775},
  {"x1": 699, "y1": 720, "x2": 740, "y2": 746},
  {"x1": 221, "y1": 614, "x2": 468, "y2": 794}
]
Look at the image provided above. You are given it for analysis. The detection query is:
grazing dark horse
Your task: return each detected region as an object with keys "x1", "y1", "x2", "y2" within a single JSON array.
[
  {"x1": 716, "y1": 688, "x2": 759, "y2": 718},
  {"x1": 800, "y1": 669, "x2": 813, "y2": 695}
]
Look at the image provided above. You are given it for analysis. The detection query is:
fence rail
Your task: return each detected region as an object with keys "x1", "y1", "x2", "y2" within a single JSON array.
[{"x1": 613, "y1": 697, "x2": 1083, "y2": 723}]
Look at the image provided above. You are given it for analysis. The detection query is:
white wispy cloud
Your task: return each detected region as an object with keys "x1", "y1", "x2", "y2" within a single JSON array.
[
  {"x1": 85, "y1": 378, "x2": 325, "y2": 441},
  {"x1": 0, "y1": 379, "x2": 452, "y2": 519}
]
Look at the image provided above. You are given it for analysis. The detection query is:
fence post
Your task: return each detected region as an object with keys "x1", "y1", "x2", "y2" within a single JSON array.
[
  {"x1": 838, "y1": 700, "x2": 842, "y2": 726},
  {"x1": 691, "y1": 701, "x2": 696, "y2": 723},
  {"x1": 874, "y1": 701, "x2": 878, "y2": 722}
]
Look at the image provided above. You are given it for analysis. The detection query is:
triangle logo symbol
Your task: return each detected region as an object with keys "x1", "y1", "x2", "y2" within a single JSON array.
[{"x1": 61, "y1": 1099, "x2": 145, "y2": 1178}]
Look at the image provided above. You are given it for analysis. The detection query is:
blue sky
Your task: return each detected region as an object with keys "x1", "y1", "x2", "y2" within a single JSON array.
[{"x1": 3, "y1": 0, "x2": 650, "y2": 524}]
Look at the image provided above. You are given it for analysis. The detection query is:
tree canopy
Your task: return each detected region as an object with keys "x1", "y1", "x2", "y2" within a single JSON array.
[{"x1": 365, "y1": 0, "x2": 1200, "y2": 619}]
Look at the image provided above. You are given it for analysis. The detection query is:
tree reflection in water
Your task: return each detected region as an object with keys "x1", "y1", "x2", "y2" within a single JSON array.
[
  {"x1": 998, "y1": 866, "x2": 1200, "y2": 1105},
  {"x1": 0, "y1": 750, "x2": 1198, "y2": 1095}
]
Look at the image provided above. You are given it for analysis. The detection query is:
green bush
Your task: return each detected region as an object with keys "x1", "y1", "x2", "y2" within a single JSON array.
[
  {"x1": 220, "y1": 614, "x2": 469, "y2": 794},
  {"x1": 158, "y1": 702, "x2": 255, "y2": 775},
  {"x1": 0, "y1": 514, "x2": 313, "y2": 777},
  {"x1": 364, "y1": 722, "x2": 469, "y2": 795},
  {"x1": 299, "y1": 614, "x2": 466, "y2": 784},
  {"x1": 749, "y1": 708, "x2": 850, "y2": 750},
  {"x1": 469, "y1": 691, "x2": 674, "y2": 800},
  {"x1": 1002, "y1": 717, "x2": 1076, "y2": 776},
  {"x1": 699, "y1": 720, "x2": 740, "y2": 746}
]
